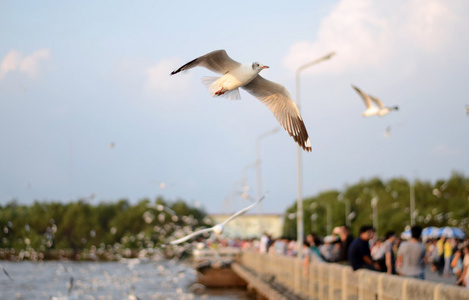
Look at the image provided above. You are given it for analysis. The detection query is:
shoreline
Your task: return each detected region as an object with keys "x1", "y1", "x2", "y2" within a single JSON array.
[{"x1": 0, "y1": 247, "x2": 168, "y2": 262}]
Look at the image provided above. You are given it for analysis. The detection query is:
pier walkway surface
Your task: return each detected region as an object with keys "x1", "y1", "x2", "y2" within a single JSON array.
[{"x1": 231, "y1": 251, "x2": 469, "y2": 300}]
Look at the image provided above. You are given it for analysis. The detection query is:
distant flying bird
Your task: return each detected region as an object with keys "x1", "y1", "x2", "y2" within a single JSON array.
[
  {"x1": 152, "y1": 181, "x2": 169, "y2": 190},
  {"x1": 170, "y1": 50, "x2": 312, "y2": 151},
  {"x1": 67, "y1": 277, "x2": 74, "y2": 296},
  {"x1": 384, "y1": 126, "x2": 391, "y2": 138},
  {"x1": 1, "y1": 265, "x2": 12, "y2": 281},
  {"x1": 169, "y1": 193, "x2": 267, "y2": 245},
  {"x1": 466, "y1": 105, "x2": 469, "y2": 115},
  {"x1": 50, "y1": 277, "x2": 73, "y2": 300},
  {"x1": 352, "y1": 85, "x2": 398, "y2": 117},
  {"x1": 128, "y1": 286, "x2": 141, "y2": 300},
  {"x1": 147, "y1": 203, "x2": 177, "y2": 216}
]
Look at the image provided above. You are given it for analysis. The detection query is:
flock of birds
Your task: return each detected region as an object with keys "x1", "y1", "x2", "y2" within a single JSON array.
[
  {"x1": 0, "y1": 190, "x2": 266, "y2": 299},
  {"x1": 1, "y1": 258, "x2": 207, "y2": 300},
  {"x1": 170, "y1": 49, "x2": 400, "y2": 151},
  {"x1": 10, "y1": 49, "x2": 466, "y2": 299}
]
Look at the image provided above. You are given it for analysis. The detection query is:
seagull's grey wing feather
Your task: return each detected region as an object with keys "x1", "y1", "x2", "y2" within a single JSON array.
[
  {"x1": 171, "y1": 50, "x2": 241, "y2": 75},
  {"x1": 242, "y1": 76, "x2": 312, "y2": 151},
  {"x1": 222, "y1": 194, "x2": 267, "y2": 226},
  {"x1": 169, "y1": 227, "x2": 214, "y2": 245},
  {"x1": 369, "y1": 95, "x2": 385, "y2": 108},
  {"x1": 352, "y1": 85, "x2": 373, "y2": 108}
]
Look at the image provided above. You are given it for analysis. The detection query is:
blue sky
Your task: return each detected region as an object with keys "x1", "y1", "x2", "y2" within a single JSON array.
[{"x1": 1, "y1": 0, "x2": 468, "y2": 214}]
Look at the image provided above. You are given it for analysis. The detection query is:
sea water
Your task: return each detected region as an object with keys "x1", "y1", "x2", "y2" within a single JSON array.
[{"x1": 0, "y1": 259, "x2": 250, "y2": 299}]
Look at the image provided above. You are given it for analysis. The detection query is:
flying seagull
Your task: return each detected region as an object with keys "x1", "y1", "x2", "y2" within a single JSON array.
[
  {"x1": 1, "y1": 265, "x2": 12, "y2": 281},
  {"x1": 169, "y1": 193, "x2": 267, "y2": 245},
  {"x1": 384, "y1": 126, "x2": 391, "y2": 138},
  {"x1": 352, "y1": 85, "x2": 398, "y2": 117},
  {"x1": 171, "y1": 50, "x2": 312, "y2": 151}
]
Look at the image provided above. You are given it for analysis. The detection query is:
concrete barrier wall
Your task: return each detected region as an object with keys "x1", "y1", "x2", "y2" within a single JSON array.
[{"x1": 238, "y1": 251, "x2": 469, "y2": 300}]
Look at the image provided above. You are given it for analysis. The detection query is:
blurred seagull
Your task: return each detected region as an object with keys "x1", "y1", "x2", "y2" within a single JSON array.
[
  {"x1": 466, "y1": 105, "x2": 469, "y2": 115},
  {"x1": 1, "y1": 265, "x2": 12, "y2": 281},
  {"x1": 128, "y1": 286, "x2": 140, "y2": 300},
  {"x1": 50, "y1": 277, "x2": 74, "y2": 300},
  {"x1": 384, "y1": 126, "x2": 391, "y2": 138},
  {"x1": 67, "y1": 277, "x2": 74, "y2": 296},
  {"x1": 147, "y1": 203, "x2": 177, "y2": 216},
  {"x1": 352, "y1": 85, "x2": 398, "y2": 117},
  {"x1": 171, "y1": 50, "x2": 312, "y2": 151},
  {"x1": 170, "y1": 193, "x2": 267, "y2": 245}
]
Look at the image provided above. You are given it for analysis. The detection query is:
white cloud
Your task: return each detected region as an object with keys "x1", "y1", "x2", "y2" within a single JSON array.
[
  {"x1": 284, "y1": 0, "x2": 466, "y2": 74},
  {"x1": 19, "y1": 49, "x2": 51, "y2": 78},
  {"x1": 144, "y1": 57, "x2": 192, "y2": 95},
  {"x1": 0, "y1": 50, "x2": 22, "y2": 80},
  {"x1": 430, "y1": 143, "x2": 461, "y2": 157},
  {"x1": 0, "y1": 49, "x2": 51, "y2": 80}
]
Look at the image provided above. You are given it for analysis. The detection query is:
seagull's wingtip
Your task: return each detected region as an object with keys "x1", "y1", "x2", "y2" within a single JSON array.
[{"x1": 303, "y1": 139, "x2": 312, "y2": 152}]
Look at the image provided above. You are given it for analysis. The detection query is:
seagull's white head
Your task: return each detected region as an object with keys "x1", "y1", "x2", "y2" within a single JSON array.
[
  {"x1": 212, "y1": 224, "x2": 224, "y2": 235},
  {"x1": 252, "y1": 62, "x2": 269, "y2": 73}
]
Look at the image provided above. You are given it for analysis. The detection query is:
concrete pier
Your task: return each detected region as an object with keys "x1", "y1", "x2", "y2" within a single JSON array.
[{"x1": 233, "y1": 251, "x2": 469, "y2": 300}]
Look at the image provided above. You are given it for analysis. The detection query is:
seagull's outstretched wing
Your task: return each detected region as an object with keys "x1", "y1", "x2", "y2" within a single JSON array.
[
  {"x1": 222, "y1": 193, "x2": 267, "y2": 226},
  {"x1": 352, "y1": 85, "x2": 373, "y2": 109},
  {"x1": 369, "y1": 95, "x2": 385, "y2": 109},
  {"x1": 170, "y1": 227, "x2": 214, "y2": 245},
  {"x1": 242, "y1": 77, "x2": 311, "y2": 151},
  {"x1": 171, "y1": 50, "x2": 241, "y2": 76}
]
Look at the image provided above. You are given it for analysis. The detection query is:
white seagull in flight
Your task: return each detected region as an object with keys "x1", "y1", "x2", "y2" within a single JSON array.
[
  {"x1": 171, "y1": 50, "x2": 312, "y2": 151},
  {"x1": 352, "y1": 85, "x2": 398, "y2": 117},
  {"x1": 169, "y1": 193, "x2": 267, "y2": 245}
]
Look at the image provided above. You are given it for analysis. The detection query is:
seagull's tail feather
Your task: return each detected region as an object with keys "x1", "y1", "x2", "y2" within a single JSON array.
[
  {"x1": 222, "y1": 89, "x2": 241, "y2": 100},
  {"x1": 201, "y1": 77, "x2": 241, "y2": 100},
  {"x1": 201, "y1": 76, "x2": 220, "y2": 96}
]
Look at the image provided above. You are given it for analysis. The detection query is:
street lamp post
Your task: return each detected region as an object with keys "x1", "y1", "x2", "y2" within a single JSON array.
[
  {"x1": 311, "y1": 213, "x2": 318, "y2": 233},
  {"x1": 345, "y1": 199, "x2": 351, "y2": 227},
  {"x1": 256, "y1": 127, "x2": 280, "y2": 235},
  {"x1": 326, "y1": 203, "x2": 332, "y2": 234},
  {"x1": 371, "y1": 196, "x2": 379, "y2": 236},
  {"x1": 337, "y1": 194, "x2": 351, "y2": 227},
  {"x1": 295, "y1": 52, "x2": 336, "y2": 261},
  {"x1": 410, "y1": 181, "x2": 415, "y2": 226}
]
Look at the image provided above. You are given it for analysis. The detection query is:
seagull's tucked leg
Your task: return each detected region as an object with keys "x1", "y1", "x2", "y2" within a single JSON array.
[
  {"x1": 201, "y1": 77, "x2": 240, "y2": 100},
  {"x1": 201, "y1": 76, "x2": 221, "y2": 96},
  {"x1": 215, "y1": 88, "x2": 227, "y2": 96}
]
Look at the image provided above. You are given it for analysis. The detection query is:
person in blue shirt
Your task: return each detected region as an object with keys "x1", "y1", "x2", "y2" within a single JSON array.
[{"x1": 348, "y1": 225, "x2": 381, "y2": 271}]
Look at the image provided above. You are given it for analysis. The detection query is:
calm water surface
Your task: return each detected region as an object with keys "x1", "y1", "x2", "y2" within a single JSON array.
[{"x1": 0, "y1": 260, "x2": 250, "y2": 299}]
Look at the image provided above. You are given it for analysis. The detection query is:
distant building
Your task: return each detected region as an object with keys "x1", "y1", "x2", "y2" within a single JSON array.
[{"x1": 209, "y1": 213, "x2": 284, "y2": 239}]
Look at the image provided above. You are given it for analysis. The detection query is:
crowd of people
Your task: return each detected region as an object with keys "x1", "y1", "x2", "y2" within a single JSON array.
[{"x1": 234, "y1": 225, "x2": 469, "y2": 288}]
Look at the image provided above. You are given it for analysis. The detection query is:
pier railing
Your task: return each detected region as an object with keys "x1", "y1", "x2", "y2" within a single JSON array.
[{"x1": 236, "y1": 251, "x2": 469, "y2": 300}]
